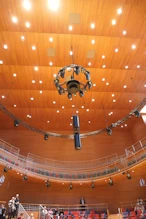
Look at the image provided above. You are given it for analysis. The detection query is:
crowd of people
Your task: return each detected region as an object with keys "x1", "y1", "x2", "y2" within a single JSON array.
[{"x1": 134, "y1": 198, "x2": 146, "y2": 217}]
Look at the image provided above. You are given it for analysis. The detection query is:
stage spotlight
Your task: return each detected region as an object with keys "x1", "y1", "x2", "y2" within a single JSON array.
[
  {"x1": 69, "y1": 183, "x2": 73, "y2": 190},
  {"x1": 85, "y1": 71, "x2": 90, "y2": 80},
  {"x1": 59, "y1": 69, "x2": 65, "y2": 78},
  {"x1": 44, "y1": 133, "x2": 49, "y2": 140},
  {"x1": 68, "y1": 93, "x2": 72, "y2": 99},
  {"x1": 79, "y1": 90, "x2": 84, "y2": 97},
  {"x1": 134, "y1": 110, "x2": 140, "y2": 118},
  {"x1": 109, "y1": 178, "x2": 113, "y2": 186},
  {"x1": 91, "y1": 182, "x2": 95, "y2": 188},
  {"x1": 127, "y1": 173, "x2": 131, "y2": 180},
  {"x1": 3, "y1": 166, "x2": 9, "y2": 173},
  {"x1": 73, "y1": 115, "x2": 80, "y2": 131},
  {"x1": 54, "y1": 79, "x2": 59, "y2": 87},
  {"x1": 23, "y1": 175, "x2": 28, "y2": 181},
  {"x1": 45, "y1": 180, "x2": 50, "y2": 187},
  {"x1": 14, "y1": 120, "x2": 19, "y2": 127},
  {"x1": 74, "y1": 133, "x2": 81, "y2": 150},
  {"x1": 106, "y1": 127, "x2": 112, "y2": 136},
  {"x1": 87, "y1": 81, "x2": 92, "y2": 89},
  {"x1": 58, "y1": 87, "x2": 64, "y2": 95},
  {"x1": 74, "y1": 66, "x2": 80, "y2": 75}
]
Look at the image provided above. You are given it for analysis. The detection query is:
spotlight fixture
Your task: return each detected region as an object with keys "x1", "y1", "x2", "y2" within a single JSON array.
[
  {"x1": 45, "y1": 180, "x2": 50, "y2": 187},
  {"x1": 127, "y1": 172, "x2": 132, "y2": 180},
  {"x1": 3, "y1": 166, "x2": 9, "y2": 173},
  {"x1": 69, "y1": 183, "x2": 73, "y2": 190},
  {"x1": 91, "y1": 182, "x2": 95, "y2": 188},
  {"x1": 106, "y1": 127, "x2": 112, "y2": 136},
  {"x1": 14, "y1": 120, "x2": 19, "y2": 127},
  {"x1": 54, "y1": 64, "x2": 92, "y2": 99},
  {"x1": 134, "y1": 110, "x2": 140, "y2": 118},
  {"x1": 44, "y1": 133, "x2": 49, "y2": 140},
  {"x1": 23, "y1": 175, "x2": 28, "y2": 181},
  {"x1": 109, "y1": 178, "x2": 113, "y2": 186}
]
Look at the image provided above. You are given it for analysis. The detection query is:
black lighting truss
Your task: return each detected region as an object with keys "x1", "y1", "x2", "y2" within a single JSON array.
[
  {"x1": 54, "y1": 64, "x2": 92, "y2": 98},
  {"x1": 0, "y1": 98, "x2": 145, "y2": 139}
]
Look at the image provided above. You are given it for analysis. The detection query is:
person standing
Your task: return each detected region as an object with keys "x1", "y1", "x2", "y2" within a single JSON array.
[
  {"x1": 8, "y1": 197, "x2": 15, "y2": 219},
  {"x1": 0, "y1": 204, "x2": 6, "y2": 219},
  {"x1": 80, "y1": 197, "x2": 86, "y2": 211},
  {"x1": 15, "y1": 194, "x2": 20, "y2": 218}
]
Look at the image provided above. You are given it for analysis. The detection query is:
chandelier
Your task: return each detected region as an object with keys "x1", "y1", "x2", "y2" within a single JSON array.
[{"x1": 54, "y1": 64, "x2": 92, "y2": 99}]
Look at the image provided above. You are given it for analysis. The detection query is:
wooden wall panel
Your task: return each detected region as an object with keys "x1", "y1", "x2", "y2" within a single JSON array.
[
  {"x1": 0, "y1": 164, "x2": 146, "y2": 214},
  {"x1": 130, "y1": 117, "x2": 146, "y2": 143},
  {"x1": 0, "y1": 129, "x2": 134, "y2": 160}
]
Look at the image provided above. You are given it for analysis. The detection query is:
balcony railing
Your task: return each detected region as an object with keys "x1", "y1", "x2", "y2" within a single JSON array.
[{"x1": 0, "y1": 137, "x2": 146, "y2": 181}]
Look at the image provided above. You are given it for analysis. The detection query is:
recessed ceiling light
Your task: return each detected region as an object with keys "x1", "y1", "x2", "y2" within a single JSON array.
[
  {"x1": 109, "y1": 113, "x2": 111, "y2": 116},
  {"x1": 3, "y1": 44, "x2": 8, "y2": 49},
  {"x1": 113, "y1": 99, "x2": 116, "y2": 102},
  {"x1": 12, "y1": 16, "x2": 18, "y2": 23},
  {"x1": 129, "y1": 100, "x2": 132, "y2": 103},
  {"x1": 92, "y1": 99, "x2": 95, "y2": 102},
  {"x1": 93, "y1": 83, "x2": 96, "y2": 87},
  {"x1": 132, "y1": 44, "x2": 136, "y2": 49},
  {"x1": 102, "y1": 65, "x2": 106, "y2": 68},
  {"x1": 47, "y1": 120, "x2": 50, "y2": 123},
  {"x1": 90, "y1": 23, "x2": 95, "y2": 29},
  {"x1": 49, "y1": 37, "x2": 53, "y2": 42},
  {"x1": 115, "y1": 48, "x2": 119, "y2": 53},
  {"x1": 0, "y1": 60, "x2": 3, "y2": 64},
  {"x1": 34, "y1": 66, "x2": 38, "y2": 71},
  {"x1": 27, "y1": 114, "x2": 31, "y2": 118},
  {"x1": 21, "y1": 36, "x2": 25, "y2": 41},
  {"x1": 40, "y1": 90, "x2": 43, "y2": 94},
  {"x1": 123, "y1": 85, "x2": 127, "y2": 88},
  {"x1": 125, "y1": 65, "x2": 128, "y2": 69},
  {"x1": 62, "y1": 106, "x2": 65, "y2": 109},
  {"x1": 144, "y1": 85, "x2": 146, "y2": 87},
  {"x1": 32, "y1": 80, "x2": 35, "y2": 83},
  {"x1": 86, "y1": 109, "x2": 89, "y2": 112},
  {"x1": 68, "y1": 25, "x2": 73, "y2": 31},
  {"x1": 53, "y1": 101, "x2": 56, "y2": 104},
  {"x1": 1, "y1": 95, "x2": 5, "y2": 98},
  {"x1": 39, "y1": 80, "x2": 42, "y2": 84},
  {"x1": 91, "y1": 39, "x2": 95, "y2": 44},
  {"x1": 137, "y1": 65, "x2": 140, "y2": 69},
  {"x1": 123, "y1": 30, "x2": 127, "y2": 35},
  {"x1": 76, "y1": 110, "x2": 79, "y2": 113},
  {"x1": 70, "y1": 123, "x2": 72, "y2": 126},
  {"x1": 121, "y1": 125, "x2": 123, "y2": 128},
  {"x1": 69, "y1": 51, "x2": 73, "y2": 56},
  {"x1": 14, "y1": 104, "x2": 17, "y2": 107},
  {"x1": 72, "y1": 105, "x2": 75, "y2": 108},
  {"x1": 88, "y1": 121, "x2": 91, "y2": 124},
  {"x1": 117, "y1": 8, "x2": 122, "y2": 15},
  {"x1": 53, "y1": 74, "x2": 56, "y2": 77},
  {"x1": 106, "y1": 82, "x2": 109, "y2": 86},
  {"x1": 13, "y1": 73, "x2": 17, "y2": 77},
  {"x1": 25, "y1": 22, "x2": 30, "y2": 28},
  {"x1": 112, "y1": 94, "x2": 115, "y2": 97},
  {"x1": 30, "y1": 97, "x2": 34, "y2": 100},
  {"x1": 57, "y1": 110, "x2": 59, "y2": 113},
  {"x1": 32, "y1": 46, "x2": 36, "y2": 50},
  {"x1": 112, "y1": 19, "x2": 116, "y2": 25},
  {"x1": 88, "y1": 62, "x2": 91, "y2": 66},
  {"x1": 102, "y1": 55, "x2": 105, "y2": 59},
  {"x1": 23, "y1": 0, "x2": 31, "y2": 10},
  {"x1": 102, "y1": 78, "x2": 105, "y2": 81},
  {"x1": 125, "y1": 124, "x2": 127, "y2": 127},
  {"x1": 49, "y1": 62, "x2": 53, "y2": 66},
  {"x1": 110, "y1": 112, "x2": 113, "y2": 114},
  {"x1": 48, "y1": 0, "x2": 60, "y2": 11},
  {"x1": 71, "y1": 116, "x2": 73, "y2": 119},
  {"x1": 81, "y1": 106, "x2": 84, "y2": 108}
]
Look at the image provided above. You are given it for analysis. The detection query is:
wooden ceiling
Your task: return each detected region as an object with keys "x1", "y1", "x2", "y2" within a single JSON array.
[{"x1": 0, "y1": 0, "x2": 146, "y2": 132}]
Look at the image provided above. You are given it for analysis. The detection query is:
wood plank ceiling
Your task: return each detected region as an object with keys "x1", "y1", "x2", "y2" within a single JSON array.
[{"x1": 0, "y1": 0, "x2": 146, "y2": 132}]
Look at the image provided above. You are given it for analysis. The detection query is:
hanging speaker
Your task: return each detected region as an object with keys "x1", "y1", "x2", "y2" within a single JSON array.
[
  {"x1": 73, "y1": 115, "x2": 80, "y2": 132},
  {"x1": 74, "y1": 133, "x2": 81, "y2": 150}
]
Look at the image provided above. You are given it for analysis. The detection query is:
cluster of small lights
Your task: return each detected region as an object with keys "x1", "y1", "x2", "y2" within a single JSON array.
[
  {"x1": 27, "y1": 114, "x2": 31, "y2": 119},
  {"x1": 121, "y1": 124, "x2": 128, "y2": 128},
  {"x1": 109, "y1": 112, "x2": 113, "y2": 116},
  {"x1": 101, "y1": 78, "x2": 109, "y2": 85}
]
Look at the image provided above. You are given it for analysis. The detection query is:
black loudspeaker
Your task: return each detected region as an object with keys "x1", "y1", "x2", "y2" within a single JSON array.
[
  {"x1": 74, "y1": 133, "x2": 81, "y2": 150},
  {"x1": 73, "y1": 115, "x2": 80, "y2": 131}
]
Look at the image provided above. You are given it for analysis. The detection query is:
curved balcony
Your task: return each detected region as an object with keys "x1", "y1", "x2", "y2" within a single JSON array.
[{"x1": 0, "y1": 137, "x2": 146, "y2": 181}]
